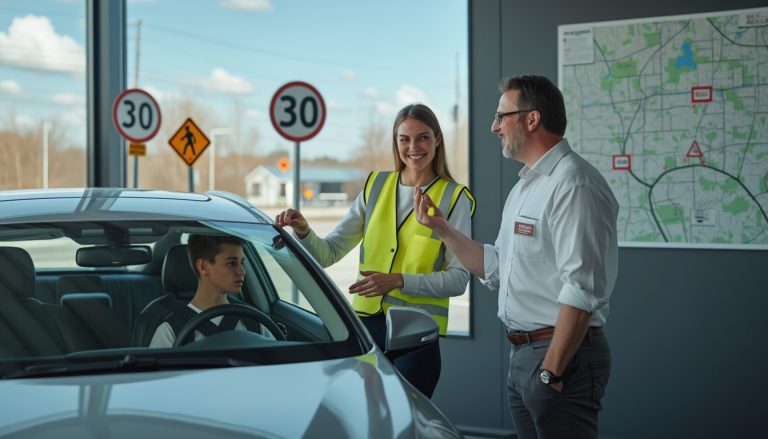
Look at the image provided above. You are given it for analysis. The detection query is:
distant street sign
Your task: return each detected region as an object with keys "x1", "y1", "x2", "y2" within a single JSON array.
[
  {"x1": 128, "y1": 143, "x2": 146, "y2": 156},
  {"x1": 168, "y1": 118, "x2": 210, "y2": 166},
  {"x1": 270, "y1": 81, "x2": 326, "y2": 142},
  {"x1": 113, "y1": 89, "x2": 161, "y2": 143},
  {"x1": 277, "y1": 157, "x2": 291, "y2": 172}
]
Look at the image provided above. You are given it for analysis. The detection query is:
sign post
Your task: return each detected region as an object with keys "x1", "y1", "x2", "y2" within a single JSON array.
[
  {"x1": 112, "y1": 89, "x2": 161, "y2": 188},
  {"x1": 270, "y1": 81, "x2": 326, "y2": 210},
  {"x1": 168, "y1": 118, "x2": 211, "y2": 192}
]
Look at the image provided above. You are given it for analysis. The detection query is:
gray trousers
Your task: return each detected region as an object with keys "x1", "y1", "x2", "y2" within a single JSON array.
[{"x1": 506, "y1": 331, "x2": 611, "y2": 439}]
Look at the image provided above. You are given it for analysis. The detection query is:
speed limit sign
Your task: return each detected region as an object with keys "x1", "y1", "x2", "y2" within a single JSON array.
[
  {"x1": 270, "y1": 81, "x2": 326, "y2": 142},
  {"x1": 112, "y1": 88, "x2": 162, "y2": 143}
]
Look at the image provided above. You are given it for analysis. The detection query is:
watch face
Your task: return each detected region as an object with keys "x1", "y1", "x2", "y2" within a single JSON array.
[{"x1": 539, "y1": 369, "x2": 551, "y2": 384}]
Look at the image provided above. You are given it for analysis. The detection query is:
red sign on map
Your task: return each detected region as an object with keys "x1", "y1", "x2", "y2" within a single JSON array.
[
  {"x1": 691, "y1": 86, "x2": 712, "y2": 103},
  {"x1": 687, "y1": 141, "x2": 704, "y2": 158},
  {"x1": 612, "y1": 154, "x2": 632, "y2": 170}
]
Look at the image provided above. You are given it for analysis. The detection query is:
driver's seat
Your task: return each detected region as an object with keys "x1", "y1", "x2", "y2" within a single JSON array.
[{"x1": 131, "y1": 245, "x2": 195, "y2": 346}]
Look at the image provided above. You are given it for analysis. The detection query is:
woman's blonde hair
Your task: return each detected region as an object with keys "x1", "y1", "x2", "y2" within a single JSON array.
[{"x1": 391, "y1": 104, "x2": 454, "y2": 182}]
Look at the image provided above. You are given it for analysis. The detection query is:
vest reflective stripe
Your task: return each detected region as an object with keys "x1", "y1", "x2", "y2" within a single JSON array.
[
  {"x1": 353, "y1": 171, "x2": 474, "y2": 335},
  {"x1": 360, "y1": 171, "x2": 391, "y2": 265},
  {"x1": 430, "y1": 180, "x2": 457, "y2": 247}
]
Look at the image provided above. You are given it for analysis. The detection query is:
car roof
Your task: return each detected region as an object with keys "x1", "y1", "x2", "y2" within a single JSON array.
[{"x1": 0, "y1": 188, "x2": 271, "y2": 224}]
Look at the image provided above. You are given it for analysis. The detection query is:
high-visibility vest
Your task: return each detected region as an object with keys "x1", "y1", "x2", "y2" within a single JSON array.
[{"x1": 353, "y1": 171, "x2": 476, "y2": 335}]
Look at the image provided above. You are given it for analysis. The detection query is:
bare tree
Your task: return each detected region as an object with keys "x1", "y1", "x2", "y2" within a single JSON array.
[
  {"x1": 445, "y1": 117, "x2": 469, "y2": 186},
  {"x1": 0, "y1": 114, "x2": 83, "y2": 190},
  {"x1": 350, "y1": 114, "x2": 392, "y2": 172}
]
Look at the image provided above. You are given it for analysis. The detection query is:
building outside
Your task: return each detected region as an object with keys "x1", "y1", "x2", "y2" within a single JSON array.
[{"x1": 245, "y1": 166, "x2": 366, "y2": 208}]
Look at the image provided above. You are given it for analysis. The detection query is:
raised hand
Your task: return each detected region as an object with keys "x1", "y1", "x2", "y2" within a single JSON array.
[
  {"x1": 274, "y1": 208, "x2": 310, "y2": 238},
  {"x1": 413, "y1": 186, "x2": 448, "y2": 233}
]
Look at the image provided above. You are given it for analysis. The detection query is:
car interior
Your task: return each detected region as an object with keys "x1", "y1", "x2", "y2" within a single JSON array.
[{"x1": 0, "y1": 219, "x2": 362, "y2": 375}]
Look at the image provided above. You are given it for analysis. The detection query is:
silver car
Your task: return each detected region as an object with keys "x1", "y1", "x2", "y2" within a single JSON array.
[{"x1": 0, "y1": 188, "x2": 461, "y2": 438}]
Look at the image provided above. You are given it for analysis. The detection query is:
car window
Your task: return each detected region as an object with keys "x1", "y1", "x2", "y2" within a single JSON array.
[
  {"x1": 13, "y1": 237, "x2": 82, "y2": 270},
  {"x1": 254, "y1": 242, "x2": 315, "y2": 312},
  {"x1": 0, "y1": 218, "x2": 360, "y2": 377},
  {"x1": 198, "y1": 221, "x2": 350, "y2": 341}
]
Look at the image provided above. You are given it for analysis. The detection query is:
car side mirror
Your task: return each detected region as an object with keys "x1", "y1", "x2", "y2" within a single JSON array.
[{"x1": 385, "y1": 307, "x2": 439, "y2": 352}]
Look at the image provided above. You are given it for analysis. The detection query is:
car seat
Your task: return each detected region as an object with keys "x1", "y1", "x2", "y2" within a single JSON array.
[
  {"x1": 0, "y1": 247, "x2": 66, "y2": 357},
  {"x1": 131, "y1": 244, "x2": 196, "y2": 346}
]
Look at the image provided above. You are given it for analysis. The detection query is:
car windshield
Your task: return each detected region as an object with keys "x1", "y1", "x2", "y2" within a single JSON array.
[{"x1": 0, "y1": 219, "x2": 364, "y2": 378}]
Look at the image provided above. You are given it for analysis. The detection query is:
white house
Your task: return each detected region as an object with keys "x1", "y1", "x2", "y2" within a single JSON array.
[{"x1": 245, "y1": 165, "x2": 366, "y2": 208}]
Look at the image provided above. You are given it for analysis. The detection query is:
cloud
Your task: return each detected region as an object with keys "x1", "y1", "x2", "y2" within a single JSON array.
[
  {"x1": 141, "y1": 85, "x2": 183, "y2": 104},
  {"x1": 59, "y1": 108, "x2": 85, "y2": 126},
  {"x1": 376, "y1": 101, "x2": 397, "y2": 116},
  {"x1": 328, "y1": 100, "x2": 350, "y2": 112},
  {"x1": 362, "y1": 87, "x2": 379, "y2": 99},
  {"x1": 0, "y1": 15, "x2": 85, "y2": 74},
  {"x1": 51, "y1": 92, "x2": 84, "y2": 105},
  {"x1": 342, "y1": 69, "x2": 357, "y2": 80},
  {"x1": 0, "y1": 79, "x2": 22, "y2": 95},
  {"x1": 203, "y1": 68, "x2": 254, "y2": 95},
  {"x1": 369, "y1": 85, "x2": 431, "y2": 117},
  {"x1": 219, "y1": 0, "x2": 272, "y2": 12},
  {"x1": 395, "y1": 85, "x2": 429, "y2": 107},
  {"x1": 13, "y1": 114, "x2": 34, "y2": 128}
]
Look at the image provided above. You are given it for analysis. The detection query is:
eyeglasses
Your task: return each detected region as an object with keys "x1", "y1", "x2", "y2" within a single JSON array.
[{"x1": 493, "y1": 109, "x2": 535, "y2": 125}]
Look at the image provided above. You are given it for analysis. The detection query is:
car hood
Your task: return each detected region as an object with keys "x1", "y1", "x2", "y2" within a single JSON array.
[{"x1": 0, "y1": 351, "x2": 460, "y2": 438}]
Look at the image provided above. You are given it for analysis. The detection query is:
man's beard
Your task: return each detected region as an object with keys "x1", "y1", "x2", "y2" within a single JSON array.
[{"x1": 502, "y1": 130, "x2": 525, "y2": 159}]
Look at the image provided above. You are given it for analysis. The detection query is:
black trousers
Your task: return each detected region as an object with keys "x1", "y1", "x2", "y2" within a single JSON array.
[
  {"x1": 507, "y1": 331, "x2": 611, "y2": 439},
  {"x1": 361, "y1": 313, "x2": 441, "y2": 398}
]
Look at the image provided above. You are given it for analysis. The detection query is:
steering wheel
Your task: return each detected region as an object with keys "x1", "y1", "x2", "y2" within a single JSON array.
[{"x1": 173, "y1": 303, "x2": 287, "y2": 347}]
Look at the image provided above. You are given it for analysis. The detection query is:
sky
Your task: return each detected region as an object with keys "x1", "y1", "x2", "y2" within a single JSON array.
[{"x1": 0, "y1": 0, "x2": 468, "y2": 160}]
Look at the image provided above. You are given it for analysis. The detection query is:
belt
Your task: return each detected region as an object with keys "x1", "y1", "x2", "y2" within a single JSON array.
[{"x1": 505, "y1": 326, "x2": 603, "y2": 346}]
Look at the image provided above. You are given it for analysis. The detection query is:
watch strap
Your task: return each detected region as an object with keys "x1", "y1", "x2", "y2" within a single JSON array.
[{"x1": 539, "y1": 367, "x2": 563, "y2": 384}]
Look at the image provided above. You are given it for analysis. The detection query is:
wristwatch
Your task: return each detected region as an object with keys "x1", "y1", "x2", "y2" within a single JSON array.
[{"x1": 538, "y1": 367, "x2": 563, "y2": 385}]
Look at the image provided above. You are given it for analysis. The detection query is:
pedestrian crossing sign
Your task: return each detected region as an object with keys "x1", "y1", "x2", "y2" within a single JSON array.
[{"x1": 169, "y1": 117, "x2": 210, "y2": 166}]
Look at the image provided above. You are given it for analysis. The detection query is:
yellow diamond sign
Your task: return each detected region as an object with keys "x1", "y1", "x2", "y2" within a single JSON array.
[{"x1": 169, "y1": 118, "x2": 210, "y2": 166}]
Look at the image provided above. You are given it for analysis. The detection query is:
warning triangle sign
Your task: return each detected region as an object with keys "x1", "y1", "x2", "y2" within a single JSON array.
[{"x1": 686, "y1": 141, "x2": 703, "y2": 158}]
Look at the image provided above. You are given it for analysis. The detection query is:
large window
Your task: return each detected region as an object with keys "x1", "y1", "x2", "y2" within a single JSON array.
[
  {"x1": 0, "y1": 0, "x2": 472, "y2": 335},
  {"x1": 0, "y1": 2, "x2": 87, "y2": 189}
]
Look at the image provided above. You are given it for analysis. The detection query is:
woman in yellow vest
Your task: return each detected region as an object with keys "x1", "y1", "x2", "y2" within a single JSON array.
[{"x1": 275, "y1": 104, "x2": 475, "y2": 398}]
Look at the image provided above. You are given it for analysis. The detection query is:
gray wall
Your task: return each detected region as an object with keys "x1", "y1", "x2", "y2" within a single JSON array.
[{"x1": 433, "y1": 1, "x2": 768, "y2": 438}]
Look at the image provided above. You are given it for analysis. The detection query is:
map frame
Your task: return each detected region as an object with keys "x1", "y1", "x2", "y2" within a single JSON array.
[{"x1": 558, "y1": 7, "x2": 768, "y2": 250}]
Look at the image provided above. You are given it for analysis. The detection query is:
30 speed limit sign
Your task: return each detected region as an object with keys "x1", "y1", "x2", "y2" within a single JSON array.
[
  {"x1": 270, "y1": 82, "x2": 326, "y2": 142},
  {"x1": 112, "y1": 88, "x2": 162, "y2": 143}
]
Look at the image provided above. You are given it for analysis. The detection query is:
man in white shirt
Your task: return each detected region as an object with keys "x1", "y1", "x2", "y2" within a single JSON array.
[{"x1": 415, "y1": 75, "x2": 618, "y2": 439}]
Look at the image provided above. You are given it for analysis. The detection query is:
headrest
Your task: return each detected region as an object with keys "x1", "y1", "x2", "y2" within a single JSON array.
[
  {"x1": 57, "y1": 275, "x2": 106, "y2": 304},
  {"x1": 60, "y1": 292, "x2": 112, "y2": 308},
  {"x1": 0, "y1": 246, "x2": 36, "y2": 298},
  {"x1": 162, "y1": 245, "x2": 198, "y2": 296}
]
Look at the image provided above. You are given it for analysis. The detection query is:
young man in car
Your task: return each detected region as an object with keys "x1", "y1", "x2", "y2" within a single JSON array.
[{"x1": 149, "y1": 234, "x2": 272, "y2": 348}]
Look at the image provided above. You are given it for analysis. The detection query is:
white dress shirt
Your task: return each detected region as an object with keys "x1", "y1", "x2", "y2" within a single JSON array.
[
  {"x1": 481, "y1": 139, "x2": 619, "y2": 331},
  {"x1": 299, "y1": 177, "x2": 473, "y2": 298}
]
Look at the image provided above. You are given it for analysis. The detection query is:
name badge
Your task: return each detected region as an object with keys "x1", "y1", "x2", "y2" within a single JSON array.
[{"x1": 514, "y1": 221, "x2": 535, "y2": 238}]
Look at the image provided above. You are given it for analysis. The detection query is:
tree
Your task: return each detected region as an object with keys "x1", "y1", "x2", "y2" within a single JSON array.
[
  {"x1": 0, "y1": 114, "x2": 84, "y2": 190},
  {"x1": 350, "y1": 114, "x2": 392, "y2": 171}
]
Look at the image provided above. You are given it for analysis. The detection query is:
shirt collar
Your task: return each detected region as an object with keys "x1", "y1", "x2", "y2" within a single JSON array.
[{"x1": 518, "y1": 138, "x2": 572, "y2": 178}]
